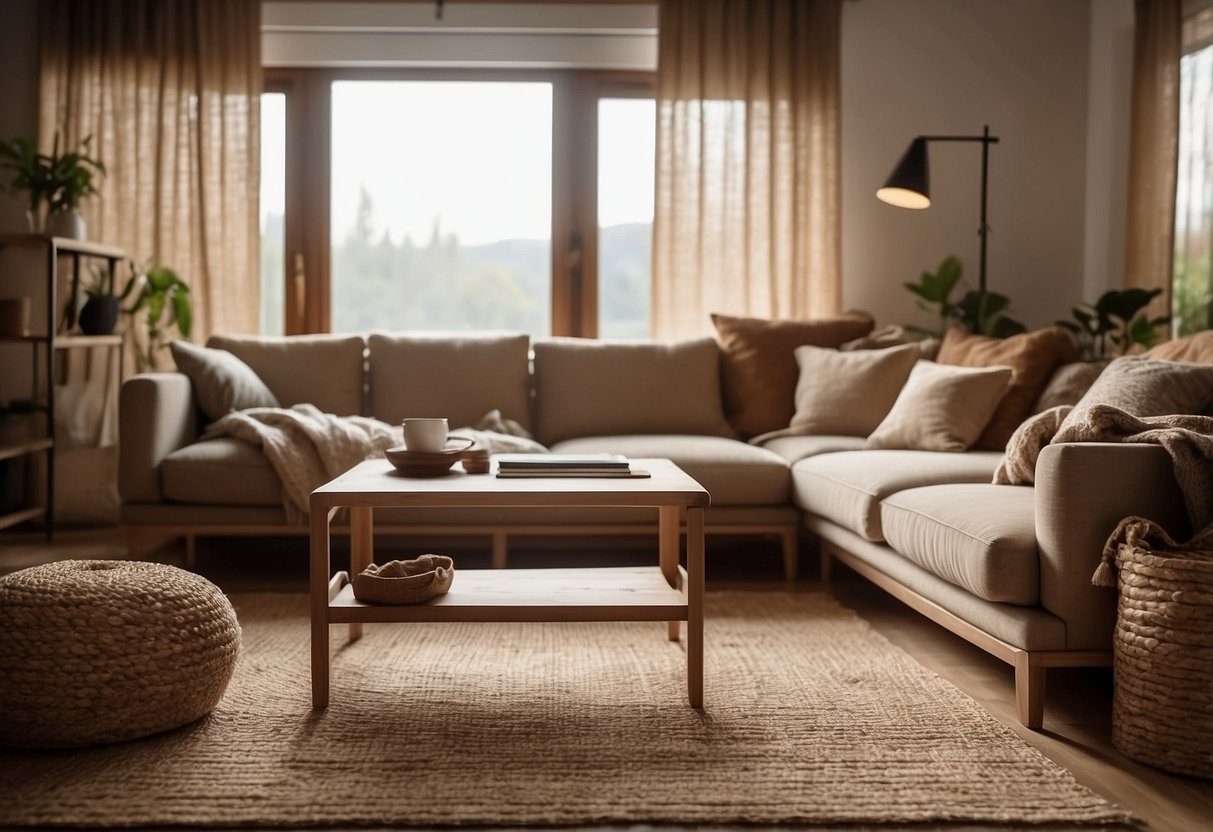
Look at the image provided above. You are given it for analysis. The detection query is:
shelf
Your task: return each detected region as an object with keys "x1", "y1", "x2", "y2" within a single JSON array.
[
  {"x1": 0, "y1": 234, "x2": 126, "y2": 259},
  {"x1": 54, "y1": 334, "x2": 123, "y2": 348},
  {"x1": 0, "y1": 506, "x2": 45, "y2": 532},
  {"x1": 0, "y1": 439, "x2": 52, "y2": 462},
  {"x1": 327, "y1": 565, "x2": 689, "y2": 624}
]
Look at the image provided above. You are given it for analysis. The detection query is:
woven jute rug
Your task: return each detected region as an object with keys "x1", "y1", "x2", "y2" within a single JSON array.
[{"x1": 0, "y1": 591, "x2": 1132, "y2": 828}]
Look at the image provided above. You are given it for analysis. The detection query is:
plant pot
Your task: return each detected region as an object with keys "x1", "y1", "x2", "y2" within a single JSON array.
[
  {"x1": 78, "y1": 295, "x2": 120, "y2": 336},
  {"x1": 46, "y1": 209, "x2": 86, "y2": 240}
]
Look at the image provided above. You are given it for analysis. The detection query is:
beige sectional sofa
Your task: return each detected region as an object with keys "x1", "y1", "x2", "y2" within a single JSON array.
[{"x1": 119, "y1": 329, "x2": 1190, "y2": 729}]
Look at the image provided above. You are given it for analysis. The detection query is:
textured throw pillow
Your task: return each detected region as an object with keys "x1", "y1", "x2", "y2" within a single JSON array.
[
  {"x1": 1030, "y1": 360, "x2": 1108, "y2": 414},
  {"x1": 865, "y1": 361, "x2": 1014, "y2": 452},
  {"x1": 170, "y1": 340, "x2": 280, "y2": 423},
  {"x1": 787, "y1": 343, "x2": 919, "y2": 436},
  {"x1": 937, "y1": 326, "x2": 1076, "y2": 450},
  {"x1": 711, "y1": 312, "x2": 876, "y2": 438},
  {"x1": 1057, "y1": 355, "x2": 1213, "y2": 434}
]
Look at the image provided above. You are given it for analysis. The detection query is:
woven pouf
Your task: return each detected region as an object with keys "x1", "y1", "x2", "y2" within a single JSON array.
[{"x1": 0, "y1": 559, "x2": 241, "y2": 748}]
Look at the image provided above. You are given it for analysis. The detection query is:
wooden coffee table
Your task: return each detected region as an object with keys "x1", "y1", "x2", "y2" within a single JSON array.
[{"x1": 309, "y1": 457, "x2": 709, "y2": 708}]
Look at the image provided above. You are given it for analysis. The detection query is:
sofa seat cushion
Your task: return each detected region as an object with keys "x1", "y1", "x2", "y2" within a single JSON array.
[
  {"x1": 549, "y1": 436, "x2": 789, "y2": 505},
  {"x1": 757, "y1": 435, "x2": 867, "y2": 465},
  {"x1": 162, "y1": 439, "x2": 282, "y2": 506},
  {"x1": 792, "y1": 450, "x2": 1004, "y2": 541},
  {"x1": 880, "y1": 484, "x2": 1039, "y2": 605}
]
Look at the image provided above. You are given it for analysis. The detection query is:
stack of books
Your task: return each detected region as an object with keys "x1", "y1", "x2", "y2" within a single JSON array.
[{"x1": 494, "y1": 453, "x2": 648, "y2": 478}]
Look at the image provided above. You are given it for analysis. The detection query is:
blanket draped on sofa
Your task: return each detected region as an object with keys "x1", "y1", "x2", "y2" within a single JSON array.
[
  {"x1": 996, "y1": 404, "x2": 1213, "y2": 531},
  {"x1": 204, "y1": 405, "x2": 543, "y2": 523}
]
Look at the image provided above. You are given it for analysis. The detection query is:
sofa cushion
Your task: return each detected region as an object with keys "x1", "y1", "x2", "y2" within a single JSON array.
[
  {"x1": 757, "y1": 435, "x2": 867, "y2": 465},
  {"x1": 168, "y1": 341, "x2": 279, "y2": 423},
  {"x1": 549, "y1": 435, "x2": 789, "y2": 506},
  {"x1": 1145, "y1": 330, "x2": 1213, "y2": 364},
  {"x1": 1058, "y1": 355, "x2": 1213, "y2": 430},
  {"x1": 208, "y1": 334, "x2": 366, "y2": 417},
  {"x1": 865, "y1": 361, "x2": 1013, "y2": 452},
  {"x1": 532, "y1": 338, "x2": 735, "y2": 446},
  {"x1": 880, "y1": 484, "x2": 1039, "y2": 604},
  {"x1": 367, "y1": 332, "x2": 532, "y2": 433},
  {"x1": 937, "y1": 326, "x2": 1076, "y2": 450},
  {"x1": 792, "y1": 449, "x2": 1005, "y2": 541},
  {"x1": 1031, "y1": 360, "x2": 1107, "y2": 414},
  {"x1": 161, "y1": 438, "x2": 281, "y2": 506},
  {"x1": 711, "y1": 312, "x2": 875, "y2": 438},
  {"x1": 788, "y1": 343, "x2": 919, "y2": 437}
]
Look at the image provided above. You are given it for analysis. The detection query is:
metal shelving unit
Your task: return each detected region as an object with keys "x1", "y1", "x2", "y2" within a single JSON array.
[{"x1": 0, "y1": 235, "x2": 126, "y2": 538}]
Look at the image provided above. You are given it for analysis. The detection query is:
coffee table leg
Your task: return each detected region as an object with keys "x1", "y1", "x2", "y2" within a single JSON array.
[
  {"x1": 310, "y1": 504, "x2": 331, "y2": 709},
  {"x1": 686, "y1": 506, "x2": 704, "y2": 708},
  {"x1": 349, "y1": 507, "x2": 373, "y2": 642},
  {"x1": 659, "y1": 505, "x2": 681, "y2": 641}
]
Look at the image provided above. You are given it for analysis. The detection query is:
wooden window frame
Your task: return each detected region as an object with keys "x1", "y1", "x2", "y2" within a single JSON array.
[{"x1": 262, "y1": 68, "x2": 655, "y2": 338}]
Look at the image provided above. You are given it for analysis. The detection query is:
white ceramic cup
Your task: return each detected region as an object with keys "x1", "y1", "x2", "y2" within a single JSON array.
[{"x1": 403, "y1": 417, "x2": 449, "y2": 453}]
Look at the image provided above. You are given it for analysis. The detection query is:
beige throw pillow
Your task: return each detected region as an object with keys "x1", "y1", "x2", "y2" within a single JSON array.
[
  {"x1": 936, "y1": 326, "x2": 1076, "y2": 450},
  {"x1": 789, "y1": 343, "x2": 919, "y2": 436},
  {"x1": 865, "y1": 361, "x2": 1014, "y2": 452}
]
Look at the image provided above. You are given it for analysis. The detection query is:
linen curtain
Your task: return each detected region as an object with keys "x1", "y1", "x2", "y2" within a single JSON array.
[
  {"x1": 1123, "y1": 0, "x2": 1181, "y2": 319},
  {"x1": 651, "y1": 0, "x2": 842, "y2": 340},
  {"x1": 38, "y1": 0, "x2": 262, "y2": 351}
]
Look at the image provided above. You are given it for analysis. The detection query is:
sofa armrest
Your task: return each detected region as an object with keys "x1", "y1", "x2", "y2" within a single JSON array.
[
  {"x1": 1035, "y1": 442, "x2": 1189, "y2": 650},
  {"x1": 119, "y1": 373, "x2": 198, "y2": 503}
]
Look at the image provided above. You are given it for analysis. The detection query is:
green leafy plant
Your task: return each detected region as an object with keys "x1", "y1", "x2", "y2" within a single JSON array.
[
  {"x1": 1057, "y1": 288, "x2": 1170, "y2": 361},
  {"x1": 904, "y1": 255, "x2": 1026, "y2": 338},
  {"x1": 123, "y1": 263, "x2": 193, "y2": 371},
  {"x1": 0, "y1": 132, "x2": 106, "y2": 220}
]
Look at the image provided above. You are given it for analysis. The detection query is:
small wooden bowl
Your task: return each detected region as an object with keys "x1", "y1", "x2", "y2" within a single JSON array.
[{"x1": 384, "y1": 437, "x2": 474, "y2": 477}]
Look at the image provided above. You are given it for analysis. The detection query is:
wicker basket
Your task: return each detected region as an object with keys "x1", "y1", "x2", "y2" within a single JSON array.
[{"x1": 1097, "y1": 517, "x2": 1213, "y2": 779}]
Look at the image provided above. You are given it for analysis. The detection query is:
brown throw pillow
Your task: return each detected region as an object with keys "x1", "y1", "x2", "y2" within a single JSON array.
[
  {"x1": 1145, "y1": 331, "x2": 1213, "y2": 365},
  {"x1": 169, "y1": 340, "x2": 280, "y2": 423},
  {"x1": 937, "y1": 326, "x2": 1076, "y2": 450},
  {"x1": 711, "y1": 312, "x2": 875, "y2": 438},
  {"x1": 788, "y1": 343, "x2": 919, "y2": 436},
  {"x1": 865, "y1": 361, "x2": 1013, "y2": 452}
]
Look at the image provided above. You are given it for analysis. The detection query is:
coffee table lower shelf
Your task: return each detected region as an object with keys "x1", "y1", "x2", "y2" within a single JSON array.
[{"x1": 326, "y1": 565, "x2": 689, "y2": 623}]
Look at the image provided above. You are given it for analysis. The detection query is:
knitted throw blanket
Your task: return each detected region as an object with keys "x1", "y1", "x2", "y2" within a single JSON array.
[
  {"x1": 204, "y1": 405, "x2": 546, "y2": 524},
  {"x1": 995, "y1": 403, "x2": 1213, "y2": 531},
  {"x1": 205, "y1": 404, "x2": 402, "y2": 525}
]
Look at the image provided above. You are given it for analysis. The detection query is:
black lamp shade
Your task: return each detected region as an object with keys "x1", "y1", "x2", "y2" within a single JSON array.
[{"x1": 876, "y1": 137, "x2": 931, "y2": 209}]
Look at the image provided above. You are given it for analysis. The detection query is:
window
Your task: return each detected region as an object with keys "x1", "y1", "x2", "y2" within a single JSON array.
[
  {"x1": 330, "y1": 81, "x2": 552, "y2": 335},
  {"x1": 261, "y1": 71, "x2": 654, "y2": 338},
  {"x1": 1174, "y1": 11, "x2": 1213, "y2": 335},
  {"x1": 597, "y1": 98, "x2": 656, "y2": 339},
  {"x1": 260, "y1": 92, "x2": 286, "y2": 336}
]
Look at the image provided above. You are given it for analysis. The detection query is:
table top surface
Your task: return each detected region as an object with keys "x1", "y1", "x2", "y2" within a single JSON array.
[{"x1": 312, "y1": 457, "x2": 710, "y2": 509}]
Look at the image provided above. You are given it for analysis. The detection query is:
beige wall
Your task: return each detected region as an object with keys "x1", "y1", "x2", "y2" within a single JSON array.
[
  {"x1": 0, "y1": 0, "x2": 39, "y2": 233},
  {"x1": 841, "y1": 0, "x2": 1118, "y2": 332}
]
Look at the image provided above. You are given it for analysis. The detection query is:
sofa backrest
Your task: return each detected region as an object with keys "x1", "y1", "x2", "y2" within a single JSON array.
[
  {"x1": 531, "y1": 337, "x2": 736, "y2": 446},
  {"x1": 207, "y1": 333, "x2": 367, "y2": 416},
  {"x1": 366, "y1": 332, "x2": 532, "y2": 432}
]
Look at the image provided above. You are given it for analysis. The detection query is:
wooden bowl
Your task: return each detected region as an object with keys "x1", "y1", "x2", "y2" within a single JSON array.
[{"x1": 384, "y1": 437, "x2": 474, "y2": 477}]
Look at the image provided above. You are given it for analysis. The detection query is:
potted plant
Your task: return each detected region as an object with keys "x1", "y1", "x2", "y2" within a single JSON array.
[
  {"x1": 1056, "y1": 288, "x2": 1170, "y2": 360},
  {"x1": 904, "y1": 255, "x2": 1026, "y2": 338},
  {"x1": 75, "y1": 261, "x2": 138, "y2": 336},
  {"x1": 124, "y1": 263, "x2": 193, "y2": 371},
  {"x1": 0, "y1": 132, "x2": 105, "y2": 238}
]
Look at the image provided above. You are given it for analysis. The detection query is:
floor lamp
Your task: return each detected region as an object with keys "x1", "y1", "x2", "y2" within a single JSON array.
[{"x1": 876, "y1": 124, "x2": 1000, "y2": 295}]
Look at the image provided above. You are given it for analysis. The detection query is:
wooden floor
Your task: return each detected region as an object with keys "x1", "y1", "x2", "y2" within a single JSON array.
[{"x1": 2, "y1": 525, "x2": 1211, "y2": 832}]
